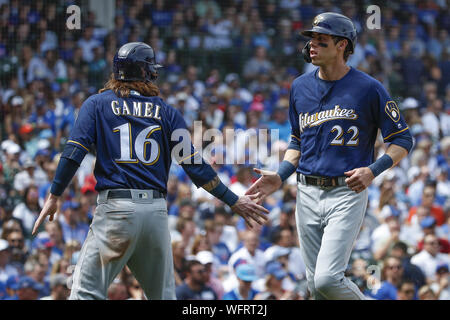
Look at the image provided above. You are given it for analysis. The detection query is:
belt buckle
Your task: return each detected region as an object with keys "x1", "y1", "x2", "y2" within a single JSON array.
[{"x1": 318, "y1": 177, "x2": 332, "y2": 190}]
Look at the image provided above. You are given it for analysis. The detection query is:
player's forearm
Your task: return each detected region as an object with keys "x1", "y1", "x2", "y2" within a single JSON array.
[
  {"x1": 201, "y1": 176, "x2": 238, "y2": 207},
  {"x1": 385, "y1": 144, "x2": 409, "y2": 167},
  {"x1": 368, "y1": 144, "x2": 408, "y2": 178},
  {"x1": 284, "y1": 149, "x2": 301, "y2": 166},
  {"x1": 50, "y1": 157, "x2": 80, "y2": 196},
  {"x1": 276, "y1": 149, "x2": 301, "y2": 182},
  {"x1": 50, "y1": 143, "x2": 86, "y2": 196}
]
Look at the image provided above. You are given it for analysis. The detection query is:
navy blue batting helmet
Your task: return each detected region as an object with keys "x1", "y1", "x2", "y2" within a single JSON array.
[
  {"x1": 113, "y1": 42, "x2": 162, "y2": 82},
  {"x1": 301, "y1": 12, "x2": 357, "y2": 53}
]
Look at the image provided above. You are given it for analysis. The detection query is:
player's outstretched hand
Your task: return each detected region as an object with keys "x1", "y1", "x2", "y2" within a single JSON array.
[
  {"x1": 344, "y1": 167, "x2": 375, "y2": 193},
  {"x1": 231, "y1": 194, "x2": 269, "y2": 228},
  {"x1": 245, "y1": 168, "x2": 282, "y2": 204},
  {"x1": 32, "y1": 193, "x2": 60, "y2": 236}
]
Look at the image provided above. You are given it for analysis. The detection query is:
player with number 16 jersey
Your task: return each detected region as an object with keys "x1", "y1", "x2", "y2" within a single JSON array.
[{"x1": 32, "y1": 42, "x2": 268, "y2": 300}]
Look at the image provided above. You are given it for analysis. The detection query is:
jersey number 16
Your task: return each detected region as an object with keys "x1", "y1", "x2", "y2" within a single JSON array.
[{"x1": 113, "y1": 123, "x2": 161, "y2": 165}]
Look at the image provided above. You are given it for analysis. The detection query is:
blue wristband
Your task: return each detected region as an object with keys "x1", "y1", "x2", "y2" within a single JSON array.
[
  {"x1": 368, "y1": 154, "x2": 393, "y2": 177},
  {"x1": 209, "y1": 181, "x2": 239, "y2": 207},
  {"x1": 277, "y1": 160, "x2": 297, "y2": 182}
]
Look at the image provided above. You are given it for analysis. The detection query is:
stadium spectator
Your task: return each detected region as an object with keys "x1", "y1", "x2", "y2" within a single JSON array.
[
  {"x1": 58, "y1": 201, "x2": 89, "y2": 245},
  {"x1": 416, "y1": 216, "x2": 450, "y2": 253},
  {"x1": 176, "y1": 259, "x2": 218, "y2": 300},
  {"x1": 196, "y1": 250, "x2": 224, "y2": 299},
  {"x1": 411, "y1": 234, "x2": 450, "y2": 282},
  {"x1": 12, "y1": 185, "x2": 41, "y2": 237},
  {"x1": 396, "y1": 280, "x2": 417, "y2": 300},
  {"x1": 430, "y1": 263, "x2": 450, "y2": 300},
  {"x1": 0, "y1": 239, "x2": 19, "y2": 283},
  {"x1": 172, "y1": 240, "x2": 187, "y2": 286},
  {"x1": 390, "y1": 241, "x2": 426, "y2": 290},
  {"x1": 223, "y1": 263, "x2": 259, "y2": 300},
  {"x1": 370, "y1": 256, "x2": 404, "y2": 300},
  {"x1": 15, "y1": 276, "x2": 43, "y2": 300},
  {"x1": 40, "y1": 273, "x2": 69, "y2": 300},
  {"x1": 228, "y1": 230, "x2": 266, "y2": 283},
  {"x1": 254, "y1": 260, "x2": 298, "y2": 300},
  {"x1": 408, "y1": 182, "x2": 446, "y2": 226}
]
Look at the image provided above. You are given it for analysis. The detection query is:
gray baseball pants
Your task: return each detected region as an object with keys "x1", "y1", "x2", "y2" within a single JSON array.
[
  {"x1": 295, "y1": 176, "x2": 367, "y2": 300},
  {"x1": 69, "y1": 189, "x2": 176, "y2": 300}
]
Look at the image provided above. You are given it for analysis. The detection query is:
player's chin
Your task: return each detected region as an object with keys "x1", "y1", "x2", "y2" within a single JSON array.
[{"x1": 310, "y1": 57, "x2": 321, "y2": 66}]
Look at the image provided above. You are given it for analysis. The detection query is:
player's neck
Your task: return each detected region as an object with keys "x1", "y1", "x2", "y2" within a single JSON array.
[{"x1": 318, "y1": 61, "x2": 350, "y2": 81}]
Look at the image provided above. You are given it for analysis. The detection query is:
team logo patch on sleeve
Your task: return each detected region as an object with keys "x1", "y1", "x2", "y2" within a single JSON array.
[{"x1": 385, "y1": 101, "x2": 400, "y2": 122}]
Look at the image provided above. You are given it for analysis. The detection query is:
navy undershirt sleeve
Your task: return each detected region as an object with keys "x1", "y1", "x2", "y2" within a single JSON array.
[
  {"x1": 50, "y1": 144, "x2": 87, "y2": 196},
  {"x1": 50, "y1": 157, "x2": 80, "y2": 196}
]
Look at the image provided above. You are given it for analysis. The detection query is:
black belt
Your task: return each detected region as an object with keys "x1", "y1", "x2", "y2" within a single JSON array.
[
  {"x1": 297, "y1": 173, "x2": 345, "y2": 188},
  {"x1": 107, "y1": 190, "x2": 166, "y2": 200}
]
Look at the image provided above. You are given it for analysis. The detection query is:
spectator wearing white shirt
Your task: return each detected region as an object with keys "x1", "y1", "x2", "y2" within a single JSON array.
[
  {"x1": 422, "y1": 98, "x2": 450, "y2": 140},
  {"x1": 77, "y1": 26, "x2": 101, "y2": 63},
  {"x1": 0, "y1": 239, "x2": 19, "y2": 283},
  {"x1": 411, "y1": 234, "x2": 450, "y2": 283},
  {"x1": 229, "y1": 167, "x2": 254, "y2": 197},
  {"x1": 226, "y1": 230, "x2": 266, "y2": 292},
  {"x1": 12, "y1": 185, "x2": 41, "y2": 237},
  {"x1": 430, "y1": 263, "x2": 450, "y2": 300},
  {"x1": 371, "y1": 206, "x2": 415, "y2": 261},
  {"x1": 13, "y1": 159, "x2": 48, "y2": 194}
]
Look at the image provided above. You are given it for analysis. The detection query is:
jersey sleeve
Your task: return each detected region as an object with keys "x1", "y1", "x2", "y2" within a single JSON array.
[
  {"x1": 288, "y1": 87, "x2": 301, "y2": 151},
  {"x1": 370, "y1": 81, "x2": 410, "y2": 144},
  {"x1": 67, "y1": 96, "x2": 97, "y2": 152}
]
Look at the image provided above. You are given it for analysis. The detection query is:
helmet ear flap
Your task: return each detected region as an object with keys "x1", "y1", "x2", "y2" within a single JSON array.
[
  {"x1": 302, "y1": 41, "x2": 312, "y2": 63},
  {"x1": 148, "y1": 65, "x2": 158, "y2": 81}
]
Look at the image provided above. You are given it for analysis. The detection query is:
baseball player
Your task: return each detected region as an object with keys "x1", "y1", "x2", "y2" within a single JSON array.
[
  {"x1": 246, "y1": 13, "x2": 413, "y2": 300},
  {"x1": 32, "y1": 42, "x2": 268, "y2": 300}
]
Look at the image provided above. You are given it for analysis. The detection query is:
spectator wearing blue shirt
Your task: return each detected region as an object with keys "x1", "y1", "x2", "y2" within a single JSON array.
[
  {"x1": 56, "y1": 91, "x2": 85, "y2": 147},
  {"x1": 370, "y1": 256, "x2": 404, "y2": 300},
  {"x1": 1, "y1": 275, "x2": 20, "y2": 300},
  {"x1": 223, "y1": 263, "x2": 259, "y2": 300},
  {"x1": 28, "y1": 99, "x2": 56, "y2": 135},
  {"x1": 14, "y1": 276, "x2": 43, "y2": 300},
  {"x1": 176, "y1": 260, "x2": 218, "y2": 300},
  {"x1": 204, "y1": 220, "x2": 231, "y2": 266},
  {"x1": 151, "y1": 0, "x2": 174, "y2": 28},
  {"x1": 58, "y1": 201, "x2": 89, "y2": 246},
  {"x1": 266, "y1": 106, "x2": 291, "y2": 143},
  {"x1": 0, "y1": 281, "x2": 7, "y2": 300}
]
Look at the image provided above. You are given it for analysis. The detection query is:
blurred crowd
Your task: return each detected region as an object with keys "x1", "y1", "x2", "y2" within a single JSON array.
[{"x1": 0, "y1": 0, "x2": 449, "y2": 300}]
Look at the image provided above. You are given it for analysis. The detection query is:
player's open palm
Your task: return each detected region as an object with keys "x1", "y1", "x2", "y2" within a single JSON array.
[
  {"x1": 32, "y1": 194, "x2": 59, "y2": 236},
  {"x1": 231, "y1": 195, "x2": 269, "y2": 228},
  {"x1": 245, "y1": 168, "x2": 282, "y2": 204}
]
